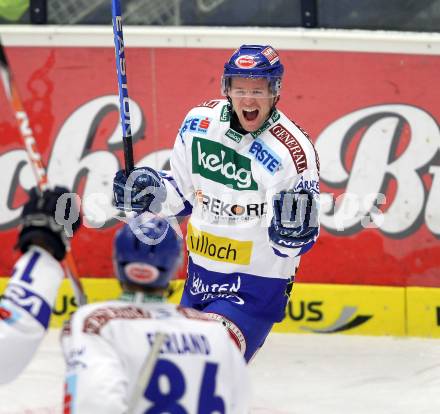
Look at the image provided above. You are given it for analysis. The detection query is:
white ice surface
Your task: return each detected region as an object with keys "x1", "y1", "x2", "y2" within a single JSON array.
[{"x1": 1, "y1": 330, "x2": 440, "y2": 414}]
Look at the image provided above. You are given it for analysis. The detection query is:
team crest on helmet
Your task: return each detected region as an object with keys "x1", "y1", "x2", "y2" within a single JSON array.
[
  {"x1": 235, "y1": 55, "x2": 258, "y2": 68},
  {"x1": 125, "y1": 263, "x2": 159, "y2": 284}
]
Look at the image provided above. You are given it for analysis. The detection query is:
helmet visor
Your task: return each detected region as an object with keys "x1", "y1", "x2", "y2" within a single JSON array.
[{"x1": 221, "y1": 75, "x2": 281, "y2": 98}]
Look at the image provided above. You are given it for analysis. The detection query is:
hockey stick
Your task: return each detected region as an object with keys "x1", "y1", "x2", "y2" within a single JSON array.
[
  {"x1": 127, "y1": 331, "x2": 165, "y2": 413},
  {"x1": 0, "y1": 37, "x2": 87, "y2": 306},
  {"x1": 112, "y1": 0, "x2": 134, "y2": 175}
]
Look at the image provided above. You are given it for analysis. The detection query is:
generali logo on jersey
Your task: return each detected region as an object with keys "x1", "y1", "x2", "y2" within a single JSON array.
[
  {"x1": 196, "y1": 100, "x2": 220, "y2": 109},
  {"x1": 269, "y1": 124, "x2": 308, "y2": 173},
  {"x1": 191, "y1": 137, "x2": 258, "y2": 190}
]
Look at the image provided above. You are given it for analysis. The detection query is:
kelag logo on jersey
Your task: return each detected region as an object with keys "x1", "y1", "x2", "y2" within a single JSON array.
[
  {"x1": 179, "y1": 115, "x2": 212, "y2": 137},
  {"x1": 192, "y1": 137, "x2": 258, "y2": 190},
  {"x1": 248, "y1": 138, "x2": 281, "y2": 174},
  {"x1": 225, "y1": 128, "x2": 243, "y2": 143}
]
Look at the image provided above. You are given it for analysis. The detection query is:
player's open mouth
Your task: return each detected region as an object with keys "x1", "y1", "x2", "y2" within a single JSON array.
[{"x1": 243, "y1": 108, "x2": 259, "y2": 121}]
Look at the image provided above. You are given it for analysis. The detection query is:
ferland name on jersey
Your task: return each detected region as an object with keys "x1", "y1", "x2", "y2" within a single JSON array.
[{"x1": 146, "y1": 331, "x2": 211, "y2": 355}]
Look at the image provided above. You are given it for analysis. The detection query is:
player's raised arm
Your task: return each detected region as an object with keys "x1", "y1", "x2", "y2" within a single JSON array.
[{"x1": 0, "y1": 186, "x2": 81, "y2": 384}]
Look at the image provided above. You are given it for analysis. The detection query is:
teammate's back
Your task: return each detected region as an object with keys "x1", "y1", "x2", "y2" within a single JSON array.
[
  {"x1": 61, "y1": 215, "x2": 250, "y2": 413},
  {"x1": 62, "y1": 300, "x2": 249, "y2": 413}
]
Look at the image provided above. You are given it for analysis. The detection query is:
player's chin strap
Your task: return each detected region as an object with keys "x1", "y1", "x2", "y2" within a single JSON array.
[
  {"x1": 203, "y1": 312, "x2": 247, "y2": 356},
  {"x1": 269, "y1": 95, "x2": 280, "y2": 114}
]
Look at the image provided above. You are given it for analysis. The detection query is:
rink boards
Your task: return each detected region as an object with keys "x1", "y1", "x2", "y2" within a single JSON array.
[{"x1": 1, "y1": 278, "x2": 439, "y2": 338}]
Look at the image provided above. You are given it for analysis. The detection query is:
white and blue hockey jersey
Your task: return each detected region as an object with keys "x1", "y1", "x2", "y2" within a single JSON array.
[
  {"x1": 0, "y1": 246, "x2": 64, "y2": 384},
  {"x1": 62, "y1": 299, "x2": 249, "y2": 414},
  {"x1": 161, "y1": 100, "x2": 320, "y2": 322}
]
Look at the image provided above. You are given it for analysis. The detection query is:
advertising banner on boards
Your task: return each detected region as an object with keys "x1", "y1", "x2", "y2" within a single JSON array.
[{"x1": 0, "y1": 44, "x2": 439, "y2": 287}]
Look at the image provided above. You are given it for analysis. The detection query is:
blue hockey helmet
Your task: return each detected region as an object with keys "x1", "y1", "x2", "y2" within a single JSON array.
[
  {"x1": 221, "y1": 44, "x2": 284, "y2": 98},
  {"x1": 113, "y1": 216, "x2": 182, "y2": 289}
]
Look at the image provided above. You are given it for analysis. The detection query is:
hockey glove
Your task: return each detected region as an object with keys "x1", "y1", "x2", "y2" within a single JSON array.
[
  {"x1": 17, "y1": 186, "x2": 81, "y2": 261},
  {"x1": 269, "y1": 189, "x2": 319, "y2": 249},
  {"x1": 113, "y1": 167, "x2": 167, "y2": 213}
]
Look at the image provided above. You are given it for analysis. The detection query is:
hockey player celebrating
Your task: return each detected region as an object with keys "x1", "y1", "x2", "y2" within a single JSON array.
[
  {"x1": 62, "y1": 216, "x2": 249, "y2": 413},
  {"x1": 0, "y1": 186, "x2": 80, "y2": 384},
  {"x1": 113, "y1": 44, "x2": 320, "y2": 362}
]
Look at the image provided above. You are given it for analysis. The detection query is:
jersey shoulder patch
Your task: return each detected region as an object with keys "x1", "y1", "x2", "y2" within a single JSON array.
[
  {"x1": 269, "y1": 122, "x2": 308, "y2": 173},
  {"x1": 179, "y1": 114, "x2": 213, "y2": 138},
  {"x1": 291, "y1": 119, "x2": 320, "y2": 173},
  {"x1": 82, "y1": 305, "x2": 151, "y2": 335},
  {"x1": 196, "y1": 99, "x2": 221, "y2": 109},
  {"x1": 177, "y1": 306, "x2": 215, "y2": 322}
]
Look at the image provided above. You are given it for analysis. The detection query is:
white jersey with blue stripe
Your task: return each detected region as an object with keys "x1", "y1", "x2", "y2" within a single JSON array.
[
  {"x1": 0, "y1": 246, "x2": 64, "y2": 384},
  {"x1": 163, "y1": 99, "x2": 320, "y2": 281},
  {"x1": 61, "y1": 299, "x2": 249, "y2": 414}
]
